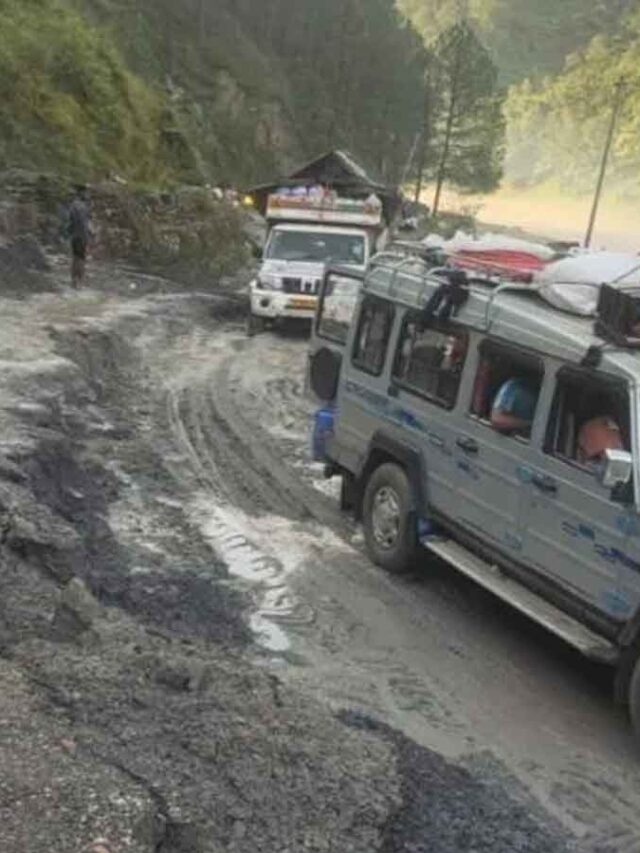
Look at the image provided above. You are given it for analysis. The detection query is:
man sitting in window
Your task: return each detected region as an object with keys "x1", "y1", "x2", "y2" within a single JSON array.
[
  {"x1": 490, "y1": 378, "x2": 539, "y2": 436},
  {"x1": 577, "y1": 416, "x2": 624, "y2": 468}
]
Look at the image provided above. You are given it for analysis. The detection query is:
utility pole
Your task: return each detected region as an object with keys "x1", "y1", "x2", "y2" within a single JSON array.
[{"x1": 584, "y1": 80, "x2": 626, "y2": 248}]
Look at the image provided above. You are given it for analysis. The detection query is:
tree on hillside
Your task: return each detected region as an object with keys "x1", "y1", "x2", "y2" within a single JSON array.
[
  {"x1": 505, "y1": 14, "x2": 640, "y2": 193},
  {"x1": 400, "y1": 0, "x2": 636, "y2": 83},
  {"x1": 430, "y1": 21, "x2": 505, "y2": 213}
]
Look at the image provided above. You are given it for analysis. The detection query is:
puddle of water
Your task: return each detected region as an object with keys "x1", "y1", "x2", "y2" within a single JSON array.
[
  {"x1": 193, "y1": 498, "x2": 341, "y2": 653},
  {"x1": 250, "y1": 614, "x2": 291, "y2": 653}
]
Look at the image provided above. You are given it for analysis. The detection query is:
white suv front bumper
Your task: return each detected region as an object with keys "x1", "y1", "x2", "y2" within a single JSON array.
[{"x1": 249, "y1": 281, "x2": 318, "y2": 320}]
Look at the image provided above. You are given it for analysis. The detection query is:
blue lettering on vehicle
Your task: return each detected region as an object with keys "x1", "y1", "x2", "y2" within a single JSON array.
[
  {"x1": 516, "y1": 465, "x2": 533, "y2": 484},
  {"x1": 458, "y1": 460, "x2": 479, "y2": 480},
  {"x1": 345, "y1": 380, "x2": 432, "y2": 439},
  {"x1": 504, "y1": 531, "x2": 523, "y2": 552},
  {"x1": 561, "y1": 522, "x2": 640, "y2": 574}
]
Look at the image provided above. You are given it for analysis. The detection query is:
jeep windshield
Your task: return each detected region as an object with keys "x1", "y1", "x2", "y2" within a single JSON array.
[{"x1": 266, "y1": 231, "x2": 366, "y2": 265}]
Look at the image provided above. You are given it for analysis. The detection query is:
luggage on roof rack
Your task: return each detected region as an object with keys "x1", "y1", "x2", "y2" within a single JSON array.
[{"x1": 595, "y1": 283, "x2": 640, "y2": 348}]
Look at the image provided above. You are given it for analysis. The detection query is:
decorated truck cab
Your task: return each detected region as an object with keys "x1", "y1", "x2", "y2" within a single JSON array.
[{"x1": 248, "y1": 191, "x2": 386, "y2": 333}]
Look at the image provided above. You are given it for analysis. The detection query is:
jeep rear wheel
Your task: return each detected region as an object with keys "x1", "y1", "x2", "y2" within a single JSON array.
[{"x1": 363, "y1": 463, "x2": 418, "y2": 574}]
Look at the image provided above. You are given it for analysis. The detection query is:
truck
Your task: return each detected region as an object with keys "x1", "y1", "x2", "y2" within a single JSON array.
[{"x1": 247, "y1": 190, "x2": 389, "y2": 335}]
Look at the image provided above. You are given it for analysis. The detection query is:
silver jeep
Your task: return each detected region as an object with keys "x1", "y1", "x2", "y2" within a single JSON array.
[{"x1": 309, "y1": 252, "x2": 640, "y2": 740}]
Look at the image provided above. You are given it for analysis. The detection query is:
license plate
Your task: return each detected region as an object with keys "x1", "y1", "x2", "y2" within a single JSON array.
[{"x1": 287, "y1": 296, "x2": 317, "y2": 310}]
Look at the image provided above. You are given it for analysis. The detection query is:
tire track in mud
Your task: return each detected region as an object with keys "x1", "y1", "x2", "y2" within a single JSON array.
[
  {"x1": 161, "y1": 330, "x2": 344, "y2": 652},
  {"x1": 164, "y1": 333, "x2": 477, "y2": 739}
]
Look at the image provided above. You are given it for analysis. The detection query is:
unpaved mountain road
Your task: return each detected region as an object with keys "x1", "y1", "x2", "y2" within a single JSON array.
[
  {"x1": 180, "y1": 325, "x2": 640, "y2": 853},
  {"x1": 0, "y1": 268, "x2": 637, "y2": 851}
]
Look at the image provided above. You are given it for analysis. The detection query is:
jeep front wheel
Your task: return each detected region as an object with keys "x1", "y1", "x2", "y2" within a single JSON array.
[{"x1": 363, "y1": 463, "x2": 418, "y2": 574}]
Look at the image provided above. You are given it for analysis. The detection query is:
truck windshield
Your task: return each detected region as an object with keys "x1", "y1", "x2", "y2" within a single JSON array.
[{"x1": 267, "y1": 231, "x2": 366, "y2": 265}]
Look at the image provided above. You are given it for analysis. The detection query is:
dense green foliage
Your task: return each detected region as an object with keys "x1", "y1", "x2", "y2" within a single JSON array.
[
  {"x1": 231, "y1": 0, "x2": 428, "y2": 182},
  {"x1": 400, "y1": 0, "x2": 634, "y2": 83},
  {"x1": 403, "y1": 0, "x2": 640, "y2": 196},
  {"x1": 427, "y1": 21, "x2": 504, "y2": 207},
  {"x1": 506, "y1": 11, "x2": 640, "y2": 194},
  {"x1": 0, "y1": 0, "x2": 173, "y2": 183},
  {"x1": 2, "y1": 0, "x2": 434, "y2": 187},
  {"x1": 76, "y1": 0, "x2": 431, "y2": 185}
]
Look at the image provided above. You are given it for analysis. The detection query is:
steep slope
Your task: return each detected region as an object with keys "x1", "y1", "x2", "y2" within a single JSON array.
[
  {"x1": 2, "y1": 0, "x2": 427, "y2": 188},
  {"x1": 0, "y1": 0, "x2": 175, "y2": 183}
]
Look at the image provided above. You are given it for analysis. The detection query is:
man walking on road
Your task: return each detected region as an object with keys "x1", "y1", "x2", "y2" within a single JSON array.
[{"x1": 67, "y1": 185, "x2": 93, "y2": 288}]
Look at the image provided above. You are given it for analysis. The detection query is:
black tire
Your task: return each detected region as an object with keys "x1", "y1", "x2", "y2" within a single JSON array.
[
  {"x1": 628, "y1": 655, "x2": 640, "y2": 741},
  {"x1": 246, "y1": 311, "x2": 266, "y2": 337},
  {"x1": 362, "y1": 463, "x2": 418, "y2": 574}
]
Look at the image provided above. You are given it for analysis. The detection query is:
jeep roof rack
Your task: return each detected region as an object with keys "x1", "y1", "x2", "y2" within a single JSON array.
[{"x1": 367, "y1": 252, "x2": 534, "y2": 331}]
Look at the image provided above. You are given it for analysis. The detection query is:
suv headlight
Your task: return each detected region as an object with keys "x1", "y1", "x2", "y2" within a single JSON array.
[{"x1": 256, "y1": 273, "x2": 282, "y2": 291}]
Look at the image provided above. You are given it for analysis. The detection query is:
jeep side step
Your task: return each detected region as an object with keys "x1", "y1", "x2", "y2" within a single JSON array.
[{"x1": 423, "y1": 537, "x2": 619, "y2": 664}]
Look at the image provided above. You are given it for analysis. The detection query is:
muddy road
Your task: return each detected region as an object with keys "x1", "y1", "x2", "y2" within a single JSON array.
[
  {"x1": 0, "y1": 269, "x2": 639, "y2": 851},
  {"x1": 156, "y1": 314, "x2": 640, "y2": 851}
]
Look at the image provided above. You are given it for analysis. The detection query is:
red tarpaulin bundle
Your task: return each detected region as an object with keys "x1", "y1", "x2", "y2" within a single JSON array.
[{"x1": 451, "y1": 249, "x2": 548, "y2": 283}]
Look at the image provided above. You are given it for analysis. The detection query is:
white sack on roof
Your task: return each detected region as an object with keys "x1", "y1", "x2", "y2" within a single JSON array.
[
  {"x1": 443, "y1": 231, "x2": 555, "y2": 261},
  {"x1": 422, "y1": 233, "x2": 446, "y2": 248},
  {"x1": 536, "y1": 251, "x2": 640, "y2": 317}
]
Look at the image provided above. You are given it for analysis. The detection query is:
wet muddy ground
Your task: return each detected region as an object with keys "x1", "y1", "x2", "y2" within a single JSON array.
[{"x1": 0, "y1": 261, "x2": 637, "y2": 851}]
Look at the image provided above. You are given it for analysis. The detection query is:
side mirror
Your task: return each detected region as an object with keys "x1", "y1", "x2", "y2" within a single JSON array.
[
  {"x1": 251, "y1": 245, "x2": 263, "y2": 260},
  {"x1": 601, "y1": 448, "x2": 633, "y2": 489}
]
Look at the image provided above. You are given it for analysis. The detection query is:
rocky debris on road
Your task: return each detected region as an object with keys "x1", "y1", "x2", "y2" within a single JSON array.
[{"x1": 341, "y1": 712, "x2": 571, "y2": 853}]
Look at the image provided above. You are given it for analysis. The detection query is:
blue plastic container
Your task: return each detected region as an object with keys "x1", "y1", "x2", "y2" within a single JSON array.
[{"x1": 312, "y1": 406, "x2": 335, "y2": 462}]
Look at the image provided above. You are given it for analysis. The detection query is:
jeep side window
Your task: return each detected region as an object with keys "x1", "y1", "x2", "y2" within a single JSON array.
[
  {"x1": 352, "y1": 296, "x2": 394, "y2": 376},
  {"x1": 470, "y1": 343, "x2": 543, "y2": 440},
  {"x1": 545, "y1": 371, "x2": 631, "y2": 474},
  {"x1": 393, "y1": 314, "x2": 468, "y2": 410}
]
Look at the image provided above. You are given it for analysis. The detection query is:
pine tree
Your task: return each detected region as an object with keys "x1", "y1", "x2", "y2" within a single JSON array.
[{"x1": 430, "y1": 21, "x2": 505, "y2": 211}]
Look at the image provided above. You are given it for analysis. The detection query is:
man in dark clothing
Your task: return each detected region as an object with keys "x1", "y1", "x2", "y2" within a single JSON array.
[{"x1": 68, "y1": 186, "x2": 93, "y2": 288}]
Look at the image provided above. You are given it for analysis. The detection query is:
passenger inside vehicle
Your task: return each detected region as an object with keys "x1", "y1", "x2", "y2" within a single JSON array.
[
  {"x1": 547, "y1": 377, "x2": 631, "y2": 475},
  {"x1": 471, "y1": 348, "x2": 543, "y2": 439},
  {"x1": 577, "y1": 416, "x2": 624, "y2": 466},
  {"x1": 490, "y1": 377, "x2": 539, "y2": 436}
]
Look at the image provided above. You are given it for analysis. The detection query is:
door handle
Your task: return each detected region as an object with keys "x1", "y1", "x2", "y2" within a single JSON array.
[
  {"x1": 532, "y1": 474, "x2": 557, "y2": 495},
  {"x1": 456, "y1": 437, "x2": 479, "y2": 454}
]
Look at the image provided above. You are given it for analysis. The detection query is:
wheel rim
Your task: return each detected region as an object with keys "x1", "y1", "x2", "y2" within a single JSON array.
[{"x1": 371, "y1": 485, "x2": 401, "y2": 550}]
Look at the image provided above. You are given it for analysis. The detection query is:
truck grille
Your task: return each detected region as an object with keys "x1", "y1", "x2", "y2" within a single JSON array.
[{"x1": 282, "y1": 278, "x2": 320, "y2": 295}]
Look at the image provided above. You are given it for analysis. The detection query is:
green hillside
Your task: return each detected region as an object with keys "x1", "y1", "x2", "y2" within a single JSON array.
[
  {"x1": 399, "y1": 0, "x2": 634, "y2": 83},
  {"x1": 506, "y1": 10, "x2": 640, "y2": 194},
  {"x1": 0, "y1": 0, "x2": 175, "y2": 183},
  {"x1": 1, "y1": 0, "x2": 429, "y2": 188}
]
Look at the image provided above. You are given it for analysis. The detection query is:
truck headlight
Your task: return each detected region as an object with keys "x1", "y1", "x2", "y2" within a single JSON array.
[{"x1": 256, "y1": 273, "x2": 282, "y2": 291}]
